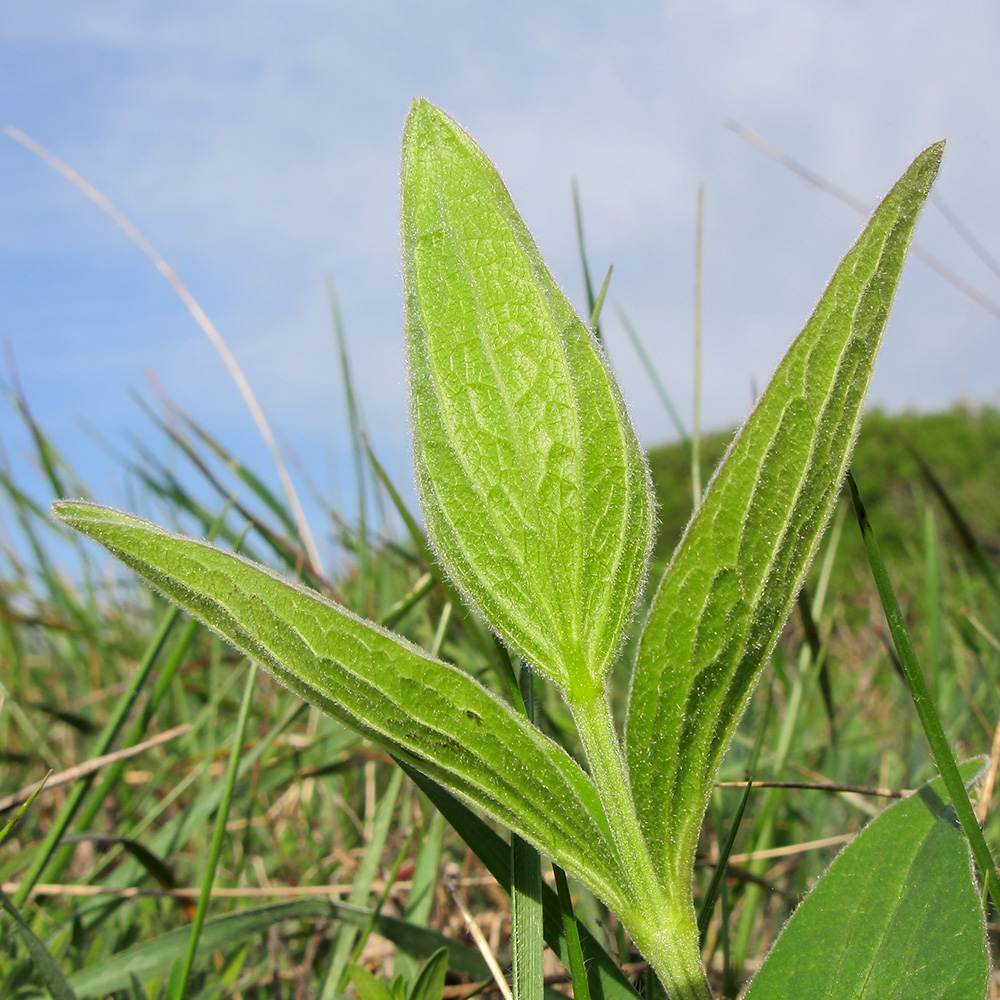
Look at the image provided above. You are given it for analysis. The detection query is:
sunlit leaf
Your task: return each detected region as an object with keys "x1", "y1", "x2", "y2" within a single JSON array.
[
  {"x1": 626, "y1": 140, "x2": 944, "y2": 891},
  {"x1": 51, "y1": 502, "x2": 627, "y2": 912},
  {"x1": 401, "y1": 99, "x2": 653, "y2": 693}
]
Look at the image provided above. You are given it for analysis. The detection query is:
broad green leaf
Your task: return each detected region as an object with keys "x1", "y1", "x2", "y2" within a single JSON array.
[
  {"x1": 626, "y1": 141, "x2": 944, "y2": 887},
  {"x1": 51, "y1": 502, "x2": 627, "y2": 913},
  {"x1": 745, "y1": 763, "x2": 989, "y2": 1000},
  {"x1": 401, "y1": 99, "x2": 653, "y2": 693},
  {"x1": 350, "y1": 963, "x2": 396, "y2": 1000}
]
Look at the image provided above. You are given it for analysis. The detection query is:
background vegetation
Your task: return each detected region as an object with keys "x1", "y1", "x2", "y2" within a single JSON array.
[{"x1": 1, "y1": 382, "x2": 998, "y2": 997}]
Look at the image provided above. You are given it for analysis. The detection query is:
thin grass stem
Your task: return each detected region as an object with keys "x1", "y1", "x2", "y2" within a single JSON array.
[
  {"x1": 5, "y1": 126, "x2": 324, "y2": 574},
  {"x1": 846, "y1": 469, "x2": 1000, "y2": 909},
  {"x1": 170, "y1": 663, "x2": 257, "y2": 998},
  {"x1": 692, "y1": 184, "x2": 704, "y2": 506}
]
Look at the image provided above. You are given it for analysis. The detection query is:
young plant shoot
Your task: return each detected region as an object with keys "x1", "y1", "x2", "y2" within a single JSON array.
[{"x1": 55, "y1": 102, "x2": 988, "y2": 998}]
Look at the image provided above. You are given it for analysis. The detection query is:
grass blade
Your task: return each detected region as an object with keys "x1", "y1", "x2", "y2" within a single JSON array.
[
  {"x1": 322, "y1": 768, "x2": 403, "y2": 997},
  {"x1": 66, "y1": 898, "x2": 491, "y2": 997},
  {"x1": 552, "y1": 865, "x2": 591, "y2": 1000},
  {"x1": 616, "y1": 307, "x2": 689, "y2": 443},
  {"x1": 692, "y1": 184, "x2": 705, "y2": 504},
  {"x1": 6, "y1": 125, "x2": 324, "y2": 573},
  {"x1": 12, "y1": 602, "x2": 182, "y2": 907},
  {"x1": 0, "y1": 885, "x2": 80, "y2": 1000},
  {"x1": 903, "y1": 438, "x2": 1000, "y2": 598},
  {"x1": 572, "y1": 180, "x2": 601, "y2": 341},
  {"x1": 400, "y1": 762, "x2": 640, "y2": 1000},
  {"x1": 724, "y1": 118, "x2": 1000, "y2": 321},
  {"x1": 328, "y1": 279, "x2": 375, "y2": 607},
  {"x1": 846, "y1": 470, "x2": 1000, "y2": 907},
  {"x1": 510, "y1": 665, "x2": 544, "y2": 1000},
  {"x1": 170, "y1": 662, "x2": 257, "y2": 998},
  {"x1": 697, "y1": 777, "x2": 751, "y2": 947}
]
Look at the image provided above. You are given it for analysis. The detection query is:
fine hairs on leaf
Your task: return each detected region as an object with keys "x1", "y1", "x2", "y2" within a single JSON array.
[{"x1": 51, "y1": 101, "x2": 989, "y2": 999}]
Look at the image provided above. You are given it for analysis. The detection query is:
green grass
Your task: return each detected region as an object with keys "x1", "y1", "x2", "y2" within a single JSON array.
[
  {"x1": 649, "y1": 403, "x2": 1000, "y2": 573},
  {"x1": 2, "y1": 388, "x2": 998, "y2": 997},
  {"x1": 1, "y1": 115, "x2": 997, "y2": 998}
]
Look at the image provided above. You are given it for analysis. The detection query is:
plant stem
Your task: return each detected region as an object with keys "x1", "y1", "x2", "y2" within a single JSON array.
[{"x1": 569, "y1": 680, "x2": 712, "y2": 1000}]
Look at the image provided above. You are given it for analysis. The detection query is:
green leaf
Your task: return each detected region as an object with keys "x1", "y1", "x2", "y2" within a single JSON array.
[
  {"x1": 51, "y1": 501, "x2": 627, "y2": 913},
  {"x1": 0, "y1": 884, "x2": 80, "y2": 1000},
  {"x1": 744, "y1": 763, "x2": 989, "y2": 1000},
  {"x1": 626, "y1": 140, "x2": 943, "y2": 888},
  {"x1": 401, "y1": 99, "x2": 653, "y2": 692},
  {"x1": 67, "y1": 899, "x2": 488, "y2": 997},
  {"x1": 408, "y1": 947, "x2": 449, "y2": 1000},
  {"x1": 399, "y1": 762, "x2": 641, "y2": 1000},
  {"x1": 350, "y1": 964, "x2": 396, "y2": 1000}
]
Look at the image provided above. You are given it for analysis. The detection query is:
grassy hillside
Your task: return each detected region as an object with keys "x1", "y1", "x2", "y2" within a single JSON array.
[
  {"x1": 1, "y1": 397, "x2": 997, "y2": 997},
  {"x1": 648, "y1": 403, "x2": 1000, "y2": 588}
]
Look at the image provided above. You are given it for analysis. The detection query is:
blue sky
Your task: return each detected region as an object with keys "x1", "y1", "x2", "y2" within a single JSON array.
[{"x1": 2, "y1": 2, "x2": 999, "y2": 557}]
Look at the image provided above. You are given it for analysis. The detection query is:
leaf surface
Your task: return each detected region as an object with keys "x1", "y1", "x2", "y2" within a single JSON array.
[
  {"x1": 402, "y1": 99, "x2": 653, "y2": 691},
  {"x1": 67, "y1": 899, "x2": 487, "y2": 997},
  {"x1": 745, "y1": 764, "x2": 989, "y2": 1000},
  {"x1": 51, "y1": 502, "x2": 627, "y2": 911},
  {"x1": 626, "y1": 141, "x2": 944, "y2": 885}
]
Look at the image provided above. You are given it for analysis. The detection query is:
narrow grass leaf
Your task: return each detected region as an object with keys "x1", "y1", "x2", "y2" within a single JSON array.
[
  {"x1": 323, "y1": 769, "x2": 403, "y2": 998},
  {"x1": 177, "y1": 408, "x2": 299, "y2": 539},
  {"x1": 510, "y1": 665, "x2": 544, "y2": 1000},
  {"x1": 12, "y1": 599, "x2": 182, "y2": 907},
  {"x1": 52, "y1": 501, "x2": 627, "y2": 911},
  {"x1": 697, "y1": 777, "x2": 752, "y2": 947},
  {"x1": 0, "y1": 885, "x2": 80, "y2": 1000},
  {"x1": 904, "y1": 439, "x2": 1000, "y2": 598},
  {"x1": 0, "y1": 773, "x2": 49, "y2": 848},
  {"x1": 66, "y1": 899, "x2": 490, "y2": 997},
  {"x1": 394, "y1": 810, "x2": 446, "y2": 984},
  {"x1": 572, "y1": 180, "x2": 601, "y2": 341},
  {"x1": 408, "y1": 947, "x2": 449, "y2": 1000},
  {"x1": 626, "y1": 142, "x2": 943, "y2": 895},
  {"x1": 171, "y1": 662, "x2": 258, "y2": 999},
  {"x1": 744, "y1": 764, "x2": 989, "y2": 999},
  {"x1": 553, "y1": 865, "x2": 591, "y2": 1000},
  {"x1": 616, "y1": 308, "x2": 688, "y2": 443},
  {"x1": 63, "y1": 834, "x2": 180, "y2": 892},
  {"x1": 402, "y1": 99, "x2": 653, "y2": 692},
  {"x1": 847, "y1": 470, "x2": 1000, "y2": 907}
]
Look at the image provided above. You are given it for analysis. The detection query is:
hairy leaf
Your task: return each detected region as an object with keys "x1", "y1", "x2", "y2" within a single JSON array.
[
  {"x1": 402, "y1": 99, "x2": 653, "y2": 692},
  {"x1": 626, "y1": 141, "x2": 944, "y2": 886},
  {"x1": 51, "y1": 502, "x2": 627, "y2": 911}
]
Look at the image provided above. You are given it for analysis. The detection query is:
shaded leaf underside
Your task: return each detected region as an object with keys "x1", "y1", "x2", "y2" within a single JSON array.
[
  {"x1": 51, "y1": 502, "x2": 628, "y2": 911},
  {"x1": 626, "y1": 141, "x2": 944, "y2": 886},
  {"x1": 402, "y1": 100, "x2": 653, "y2": 691}
]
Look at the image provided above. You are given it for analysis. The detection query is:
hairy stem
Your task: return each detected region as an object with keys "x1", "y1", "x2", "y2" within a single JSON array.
[{"x1": 569, "y1": 679, "x2": 712, "y2": 1000}]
